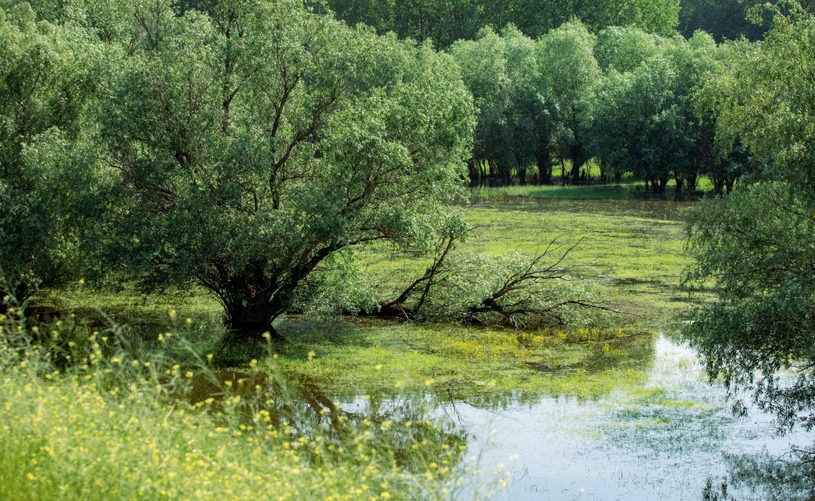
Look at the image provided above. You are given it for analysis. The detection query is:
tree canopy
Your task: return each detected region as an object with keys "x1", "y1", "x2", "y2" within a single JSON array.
[
  {"x1": 0, "y1": 4, "x2": 102, "y2": 305},
  {"x1": 684, "y1": 2, "x2": 815, "y2": 430},
  {"x1": 86, "y1": 0, "x2": 475, "y2": 340},
  {"x1": 323, "y1": 0, "x2": 680, "y2": 49},
  {"x1": 450, "y1": 25, "x2": 564, "y2": 186}
]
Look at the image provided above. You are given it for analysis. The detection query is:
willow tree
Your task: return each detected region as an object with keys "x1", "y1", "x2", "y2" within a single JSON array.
[
  {"x1": 94, "y1": 0, "x2": 475, "y2": 341},
  {"x1": 537, "y1": 21, "x2": 600, "y2": 183},
  {"x1": 684, "y1": 2, "x2": 815, "y2": 431}
]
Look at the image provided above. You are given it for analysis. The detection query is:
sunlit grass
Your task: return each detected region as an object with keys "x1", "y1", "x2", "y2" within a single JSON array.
[
  {"x1": 272, "y1": 319, "x2": 655, "y2": 403},
  {"x1": 360, "y1": 197, "x2": 694, "y2": 329}
]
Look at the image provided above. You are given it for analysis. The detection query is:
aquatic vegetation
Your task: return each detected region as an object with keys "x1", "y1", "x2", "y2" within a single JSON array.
[{"x1": 273, "y1": 319, "x2": 655, "y2": 404}]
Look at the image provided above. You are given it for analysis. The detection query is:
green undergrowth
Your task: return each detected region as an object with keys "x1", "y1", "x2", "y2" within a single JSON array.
[
  {"x1": 0, "y1": 309, "x2": 503, "y2": 501},
  {"x1": 23, "y1": 191, "x2": 696, "y2": 405},
  {"x1": 33, "y1": 285, "x2": 224, "y2": 332}
]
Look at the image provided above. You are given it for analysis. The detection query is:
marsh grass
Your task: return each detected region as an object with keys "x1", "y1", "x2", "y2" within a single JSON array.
[
  {"x1": 2, "y1": 188, "x2": 705, "y2": 499},
  {"x1": 360, "y1": 197, "x2": 695, "y2": 330},
  {"x1": 269, "y1": 195, "x2": 691, "y2": 404},
  {"x1": 0, "y1": 308, "x2": 503, "y2": 501},
  {"x1": 471, "y1": 183, "x2": 710, "y2": 201}
]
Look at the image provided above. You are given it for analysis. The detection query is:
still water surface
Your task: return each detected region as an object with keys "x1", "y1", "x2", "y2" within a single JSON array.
[{"x1": 445, "y1": 335, "x2": 810, "y2": 500}]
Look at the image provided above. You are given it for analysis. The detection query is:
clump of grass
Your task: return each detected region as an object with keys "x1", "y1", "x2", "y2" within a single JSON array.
[{"x1": 0, "y1": 307, "x2": 502, "y2": 501}]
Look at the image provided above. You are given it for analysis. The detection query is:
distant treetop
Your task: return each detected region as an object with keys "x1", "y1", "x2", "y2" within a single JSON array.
[{"x1": 320, "y1": 0, "x2": 680, "y2": 48}]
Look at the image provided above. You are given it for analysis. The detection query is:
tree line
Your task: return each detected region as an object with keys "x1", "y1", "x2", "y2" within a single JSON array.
[
  {"x1": 324, "y1": 0, "x2": 815, "y2": 47},
  {"x1": 448, "y1": 21, "x2": 745, "y2": 192},
  {"x1": 320, "y1": 0, "x2": 680, "y2": 48},
  {"x1": 320, "y1": 0, "x2": 813, "y2": 193}
]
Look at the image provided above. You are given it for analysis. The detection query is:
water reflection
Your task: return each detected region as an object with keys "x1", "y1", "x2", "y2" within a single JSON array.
[{"x1": 447, "y1": 335, "x2": 811, "y2": 500}]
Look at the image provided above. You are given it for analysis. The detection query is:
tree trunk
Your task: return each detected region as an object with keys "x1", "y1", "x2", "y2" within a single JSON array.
[
  {"x1": 467, "y1": 161, "x2": 479, "y2": 187},
  {"x1": 570, "y1": 160, "x2": 582, "y2": 184},
  {"x1": 224, "y1": 293, "x2": 274, "y2": 331},
  {"x1": 222, "y1": 291, "x2": 286, "y2": 343},
  {"x1": 568, "y1": 143, "x2": 585, "y2": 185},
  {"x1": 686, "y1": 172, "x2": 698, "y2": 191},
  {"x1": 200, "y1": 261, "x2": 289, "y2": 344},
  {"x1": 536, "y1": 156, "x2": 552, "y2": 184}
]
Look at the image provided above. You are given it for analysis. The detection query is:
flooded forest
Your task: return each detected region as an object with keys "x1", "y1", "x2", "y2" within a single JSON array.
[{"x1": 3, "y1": 0, "x2": 815, "y2": 500}]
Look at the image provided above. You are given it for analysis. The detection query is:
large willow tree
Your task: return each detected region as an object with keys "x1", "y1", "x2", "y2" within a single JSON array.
[{"x1": 93, "y1": 0, "x2": 475, "y2": 340}]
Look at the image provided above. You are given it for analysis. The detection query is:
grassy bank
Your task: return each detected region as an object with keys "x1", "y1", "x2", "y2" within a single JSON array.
[{"x1": 0, "y1": 313, "x2": 500, "y2": 501}]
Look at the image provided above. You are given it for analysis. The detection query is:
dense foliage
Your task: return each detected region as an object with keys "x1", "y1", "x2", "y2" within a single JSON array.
[
  {"x1": 323, "y1": 0, "x2": 680, "y2": 48},
  {"x1": 92, "y1": 0, "x2": 474, "y2": 341},
  {"x1": 449, "y1": 21, "x2": 730, "y2": 191},
  {"x1": 0, "y1": 4, "x2": 101, "y2": 305},
  {"x1": 1, "y1": 0, "x2": 810, "y2": 345},
  {"x1": 683, "y1": 3, "x2": 815, "y2": 430},
  {"x1": 0, "y1": 0, "x2": 476, "y2": 341}
]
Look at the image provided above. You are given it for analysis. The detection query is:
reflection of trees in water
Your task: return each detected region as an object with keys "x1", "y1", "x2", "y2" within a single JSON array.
[
  {"x1": 188, "y1": 370, "x2": 467, "y2": 472},
  {"x1": 703, "y1": 447, "x2": 815, "y2": 501}
]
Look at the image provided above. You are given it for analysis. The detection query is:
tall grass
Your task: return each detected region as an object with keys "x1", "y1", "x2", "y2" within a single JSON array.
[{"x1": 0, "y1": 306, "x2": 502, "y2": 500}]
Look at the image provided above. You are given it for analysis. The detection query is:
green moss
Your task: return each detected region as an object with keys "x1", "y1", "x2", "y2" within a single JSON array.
[{"x1": 360, "y1": 197, "x2": 695, "y2": 330}]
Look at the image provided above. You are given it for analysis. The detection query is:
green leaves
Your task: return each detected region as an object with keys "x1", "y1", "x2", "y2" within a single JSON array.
[
  {"x1": 324, "y1": 0, "x2": 681, "y2": 49},
  {"x1": 684, "y1": 182, "x2": 815, "y2": 428},
  {"x1": 705, "y1": 5, "x2": 815, "y2": 193},
  {"x1": 582, "y1": 28, "x2": 718, "y2": 191},
  {"x1": 684, "y1": 5, "x2": 815, "y2": 430},
  {"x1": 91, "y1": 0, "x2": 475, "y2": 330},
  {"x1": 0, "y1": 6, "x2": 101, "y2": 299},
  {"x1": 450, "y1": 24, "x2": 579, "y2": 186}
]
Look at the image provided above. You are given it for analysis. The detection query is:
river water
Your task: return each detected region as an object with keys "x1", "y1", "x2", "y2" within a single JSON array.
[{"x1": 446, "y1": 334, "x2": 811, "y2": 500}]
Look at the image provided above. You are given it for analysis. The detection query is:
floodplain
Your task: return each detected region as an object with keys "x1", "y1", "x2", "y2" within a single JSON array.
[{"x1": 4, "y1": 183, "x2": 810, "y2": 500}]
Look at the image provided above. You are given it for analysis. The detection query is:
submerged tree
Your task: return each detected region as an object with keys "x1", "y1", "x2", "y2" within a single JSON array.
[{"x1": 92, "y1": 0, "x2": 475, "y2": 342}]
